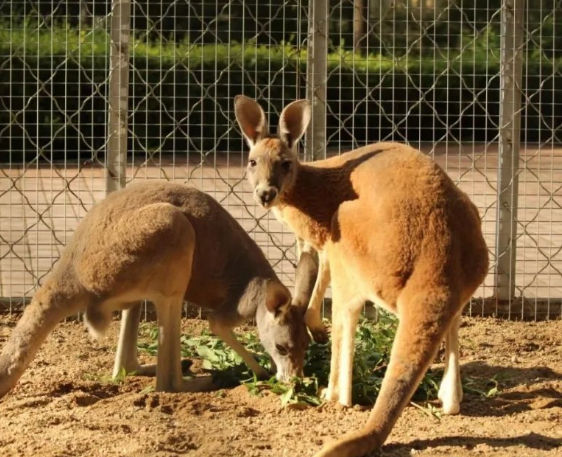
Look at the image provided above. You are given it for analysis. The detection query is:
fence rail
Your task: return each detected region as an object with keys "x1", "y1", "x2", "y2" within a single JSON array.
[{"x1": 1, "y1": 0, "x2": 561, "y2": 319}]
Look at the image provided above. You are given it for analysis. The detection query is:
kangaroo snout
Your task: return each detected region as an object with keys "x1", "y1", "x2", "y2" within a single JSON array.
[
  {"x1": 255, "y1": 186, "x2": 278, "y2": 207},
  {"x1": 275, "y1": 365, "x2": 303, "y2": 383}
]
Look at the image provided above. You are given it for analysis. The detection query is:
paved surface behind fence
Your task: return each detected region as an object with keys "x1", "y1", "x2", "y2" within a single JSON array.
[{"x1": 2, "y1": 143, "x2": 562, "y2": 315}]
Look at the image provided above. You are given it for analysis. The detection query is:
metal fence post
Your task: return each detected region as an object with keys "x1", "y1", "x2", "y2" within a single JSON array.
[
  {"x1": 305, "y1": 0, "x2": 328, "y2": 162},
  {"x1": 106, "y1": 0, "x2": 131, "y2": 193},
  {"x1": 302, "y1": 0, "x2": 328, "y2": 308},
  {"x1": 495, "y1": 0, "x2": 525, "y2": 303}
]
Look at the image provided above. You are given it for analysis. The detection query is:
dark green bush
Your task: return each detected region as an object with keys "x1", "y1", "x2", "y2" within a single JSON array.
[{"x1": 1, "y1": 24, "x2": 560, "y2": 163}]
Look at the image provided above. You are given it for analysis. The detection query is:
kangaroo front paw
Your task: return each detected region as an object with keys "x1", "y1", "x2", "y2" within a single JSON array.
[
  {"x1": 254, "y1": 366, "x2": 271, "y2": 380},
  {"x1": 310, "y1": 326, "x2": 329, "y2": 344},
  {"x1": 305, "y1": 311, "x2": 329, "y2": 344}
]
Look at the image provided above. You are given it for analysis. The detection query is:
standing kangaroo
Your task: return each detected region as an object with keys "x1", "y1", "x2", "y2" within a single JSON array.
[
  {"x1": 0, "y1": 181, "x2": 312, "y2": 399},
  {"x1": 234, "y1": 96, "x2": 489, "y2": 457}
]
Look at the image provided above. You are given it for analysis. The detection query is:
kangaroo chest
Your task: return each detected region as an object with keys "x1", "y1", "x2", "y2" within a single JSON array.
[{"x1": 272, "y1": 206, "x2": 331, "y2": 251}]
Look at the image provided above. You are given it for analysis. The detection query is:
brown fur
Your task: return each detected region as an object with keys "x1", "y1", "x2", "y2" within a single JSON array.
[
  {"x1": 292, "y1": 251, "x2": 319, "y2": 309},
  {"x1": 0, "y1": 182, "x2": 312, "y2": 399},
  {"x1": 234, "y1": 96, "x2": 489, "y2": 457}
]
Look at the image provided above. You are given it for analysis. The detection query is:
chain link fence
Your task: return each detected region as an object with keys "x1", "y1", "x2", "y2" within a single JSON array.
[{"x1": 1, "y1": 0, "x2": 561, "y2": 319}]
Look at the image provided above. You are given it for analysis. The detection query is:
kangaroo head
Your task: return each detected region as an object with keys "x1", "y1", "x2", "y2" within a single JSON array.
[
  {"x1": 256, "y1": 279, "x2": 310, "y2": 382},
  {"x1": 234, "y1": 95, "x2": 311, "y2": 209}
]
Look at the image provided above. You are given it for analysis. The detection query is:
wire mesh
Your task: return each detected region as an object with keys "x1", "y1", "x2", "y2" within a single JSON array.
[{"x1": 0, "y1": 0, "x2": 561, "y2": 318}]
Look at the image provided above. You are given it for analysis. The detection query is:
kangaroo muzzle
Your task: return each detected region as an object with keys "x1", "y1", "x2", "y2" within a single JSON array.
[
  {"x1": 255, "y1": 186, "x2": 279, "y2": 208},
  {"x1": 275, "y1": 365, "x2": 303, "y2": 383}
]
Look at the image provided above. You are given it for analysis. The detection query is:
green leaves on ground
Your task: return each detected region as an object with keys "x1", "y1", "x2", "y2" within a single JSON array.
[
  {"x1": 138, "y1": 316, "x2": 501, "y2": 409},
  {"x1": 139, "y1": 315, "x2": 440, "y2": 407}
]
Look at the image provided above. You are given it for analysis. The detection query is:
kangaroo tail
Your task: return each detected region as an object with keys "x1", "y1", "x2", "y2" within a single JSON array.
[{"x1": 0, "y1": 284, "x2": 79, "y2": 399}]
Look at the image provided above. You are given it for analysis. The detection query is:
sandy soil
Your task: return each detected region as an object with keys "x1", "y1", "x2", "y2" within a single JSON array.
[{"x1": 0, "y1": 315, "x2": 561, "y2": 457}]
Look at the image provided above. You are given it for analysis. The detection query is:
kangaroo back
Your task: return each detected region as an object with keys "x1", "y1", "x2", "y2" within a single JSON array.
[{"x1": 1, "y1": 181, "x2": 311, "y2": 397}]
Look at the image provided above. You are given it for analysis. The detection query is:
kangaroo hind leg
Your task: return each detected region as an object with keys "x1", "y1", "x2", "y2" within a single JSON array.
[
  {"x1": 330, "y1": 267, "x2": 363, "y2": 407},
  {"x1": 438, "y1": 312, "x2": 463, "y2": 415},
  {"x1": 113, "y1": 303, "x2": 145, "y2": 377},
  {"x1": 313, "y1": 288, "x2": 457, "y2": 457},
  {"x1": 154, "y1": 296, "x2": 215, "y2": 393},
  {"x1": 154, "y1": 296, "x2": 185, "y2": 392},
  {"x1": 84, "y1": 305, "x2": 112, "y2": 339},
  {"x1": 113, "y1": 303, "x2": 193, "y2": 378},
  {"x1": 149, "y1": 209, "x2": 212, "y2": 392}
]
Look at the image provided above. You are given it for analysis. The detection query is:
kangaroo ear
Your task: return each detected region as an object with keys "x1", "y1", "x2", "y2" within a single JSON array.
[
  {"x1": 266, "y1": 280, "x2": 291, "y2": 316},
  {"x1": 234, "y1": 95, "x2": 269, "y2": 148},
  {"x1": 278, "y1": 99, "x2": 311, "y2": 150}
]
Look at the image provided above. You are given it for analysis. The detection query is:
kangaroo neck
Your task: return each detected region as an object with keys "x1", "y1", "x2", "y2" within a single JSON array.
[{"x1": 277, "y1": 163, "x2": 349, "y2": 250}]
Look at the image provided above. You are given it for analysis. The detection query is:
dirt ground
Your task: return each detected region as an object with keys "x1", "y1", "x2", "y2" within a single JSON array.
[{"x1": 0, "y1": 315, "x2": 561, "y2": 457}]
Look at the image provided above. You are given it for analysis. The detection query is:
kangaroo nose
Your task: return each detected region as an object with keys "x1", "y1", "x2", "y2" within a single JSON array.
[{"x1": 257, "y1": 188, "x2": 278, "y2": 206}]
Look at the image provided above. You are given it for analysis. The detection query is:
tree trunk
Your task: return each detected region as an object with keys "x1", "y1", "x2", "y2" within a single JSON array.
[{"x1": 353, "y1": 0, "x2": 366, "y2": 54}]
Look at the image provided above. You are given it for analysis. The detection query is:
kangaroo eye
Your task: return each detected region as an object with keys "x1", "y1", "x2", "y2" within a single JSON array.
[
  {"x1": 275, "y1": 344, "x2": 288, "y2": 356},
  {"x1": 248, "y1": 159, "x2": 257, "y2": 167}
]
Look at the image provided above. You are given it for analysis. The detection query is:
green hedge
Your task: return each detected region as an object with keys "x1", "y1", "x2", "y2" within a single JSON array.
[{"x1": 1, "y1": 25, "x2": 561, "y2": 162}]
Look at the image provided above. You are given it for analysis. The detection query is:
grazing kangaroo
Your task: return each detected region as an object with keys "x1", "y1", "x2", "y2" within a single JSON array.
[
  {"x1": 0, "y1": 181, "x2": 311, "y2": 399},
  {"x1": 234, "y1": 95, "x2": 489, "y2": 457}
]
